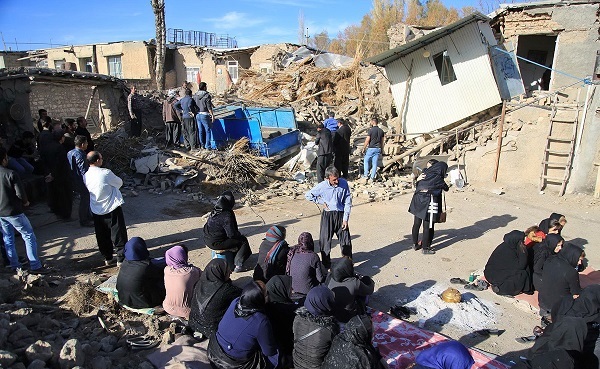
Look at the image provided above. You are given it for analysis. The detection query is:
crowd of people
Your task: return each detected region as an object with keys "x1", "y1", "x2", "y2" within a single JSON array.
[
  {"x1": 483, "y1": 213, "x2": 600, "y2": 368},
  {"x1": 2, "y1": 101, "x2": 598, "y2": 369}
]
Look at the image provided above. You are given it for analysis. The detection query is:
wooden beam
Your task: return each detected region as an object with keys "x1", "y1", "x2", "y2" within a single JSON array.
[{"x1": 492, "y1": 100, "x2": 507, "y2": 182}]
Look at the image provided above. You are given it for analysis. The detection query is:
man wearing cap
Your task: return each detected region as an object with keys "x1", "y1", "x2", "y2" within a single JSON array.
[{"x1": 163, "y1": 90, "x2": 181, "y2": 148}]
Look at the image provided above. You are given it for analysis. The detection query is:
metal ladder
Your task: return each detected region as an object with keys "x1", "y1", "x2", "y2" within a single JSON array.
[{"x1": 539, "y1": 90, "x2": 581, "y2": 196}]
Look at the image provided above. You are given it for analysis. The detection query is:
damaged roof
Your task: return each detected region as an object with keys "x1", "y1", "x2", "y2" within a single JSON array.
[
  {"x1": 365, "y1": 12, "x2": 490, "y2": 67},
  {"x1": 489, "y1": 0, "x2": 600, "y2": 17},
  {"x1": 0, "y1": 67, "x2": 123, "y2": 84}
]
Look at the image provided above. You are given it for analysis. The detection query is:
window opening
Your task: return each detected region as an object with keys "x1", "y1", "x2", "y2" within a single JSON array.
[{"x1": 433, "y1": 50, "x2": 457, "y2": 85}]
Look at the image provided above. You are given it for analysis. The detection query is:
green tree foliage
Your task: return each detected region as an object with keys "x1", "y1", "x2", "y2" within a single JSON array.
[{"x1": 309, "y1": 0, "x2": 479, "y2": 58}]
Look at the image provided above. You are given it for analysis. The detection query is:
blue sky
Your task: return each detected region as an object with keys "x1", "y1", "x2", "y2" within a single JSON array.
[{"x1": 0, "y1": 0, "x2": 482, "y2": 51}]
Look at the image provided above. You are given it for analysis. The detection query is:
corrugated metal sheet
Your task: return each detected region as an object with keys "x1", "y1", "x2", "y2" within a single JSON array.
[{"x1": 385, "y1": 21, "x2": 502, "y2": 134}]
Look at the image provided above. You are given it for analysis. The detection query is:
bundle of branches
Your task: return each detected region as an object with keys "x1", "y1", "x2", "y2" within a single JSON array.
[
  {"x1": 64, "y1": 281, "x2": 116, "y2": 316},
  {"x1": 217, "y1": 137, "x2": 272, "y2": 189},
  {"x1": 95, "y1": 133, "x2": 145, "y2": 174}
]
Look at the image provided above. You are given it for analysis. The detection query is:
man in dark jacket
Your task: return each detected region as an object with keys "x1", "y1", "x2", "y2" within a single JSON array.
[
  {"x1": 174, "y1": 89, "x2": 199, "y2": 150},
  {"x1": 194, "y1": 82, "x2": 215, "y2": 149},
  {"x1": 333, "y1": 119, "x2": 352, "y2": 178},
  {"x1": 128, "y1": 86, "x2": 143, "y2": 137},
  {"x1": 75, "y1": 117, "x2": 94, "y2": 152},
  {"x1": 67, "y1": 135, "x2": 92, "y2": 227},
  {"x1": 315, "y1": 123, "x2": 333, "y2": 183},
  {"x1": 41, "y1": 129, "x2": 72, "y2": 220},
  {"x1": 0, "y1": 147, "x2": 50, "y2": 274},
  {"x1": 162, "y1": 91, "x2": 181, "y2": 148}
]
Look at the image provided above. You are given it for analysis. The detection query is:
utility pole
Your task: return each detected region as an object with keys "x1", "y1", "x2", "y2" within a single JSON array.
[
  {"x1": 305, "y1": 27, "x2": 310, "y2": 46},
  {"x1": 0, "y1": 32, "x2": 6, "y2": 51}
]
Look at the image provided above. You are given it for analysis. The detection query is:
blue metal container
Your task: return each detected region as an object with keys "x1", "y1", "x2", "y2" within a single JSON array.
[{"x1": 208, "y1": 105, "x2": 302, "y2": 160}]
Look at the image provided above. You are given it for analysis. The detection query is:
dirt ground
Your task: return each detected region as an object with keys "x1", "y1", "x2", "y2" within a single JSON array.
[{"x1": 15, "y1": 176, "x2": 600, "y2": 366}]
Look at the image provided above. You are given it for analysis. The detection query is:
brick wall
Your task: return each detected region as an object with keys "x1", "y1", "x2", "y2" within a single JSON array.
[{"x1": 29, "y1": 82, "x2": 100, "y2": 127}]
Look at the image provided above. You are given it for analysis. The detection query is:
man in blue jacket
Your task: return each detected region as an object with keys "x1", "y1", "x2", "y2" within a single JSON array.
[
  {"x1": 174, "y1": 89, "x2": 199, "y2": 150},
  {"x1": 67, "y1": 135, "x2": 92, "y2": 227}
]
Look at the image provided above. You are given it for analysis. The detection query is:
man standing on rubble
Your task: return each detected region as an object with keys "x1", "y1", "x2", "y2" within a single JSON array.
[
  {"x1": 194, "y1": 82, "x2": 215, "y2": 150},
  {"x1": 75, "y1": 117, "x2": 94, "y2": 152},
  {"x1": 175, "y1": 89, "x2": 199, "y2": 151},
  {"x1": 163, "y1": 90, "x2": 181, "y2": 148},
  {"x1": 362, "y1": 117, "x2": 385, "y2": 184},
  {"x1": 323, "y1": 112, "x2": 338, "y2": 133},
  {"x1": 305, "y1": 166, "x2": 352, "y2": 268},
  {"x1": 315, "y1": 123, "x2": 333, "y2": 183},
  {"x1": 333, "y1": 119, "x2": 352, "y2": 178},
  {"x1": 128, "y1": 86, "x2": 143, "y2": 137},
  {"x1": 84, "y1": 151, "x2": 128, "y2": 266},
  {"x1": 67, "y1": 135, "x2": 93, "y2": 227},
  {"x1": 0, "y1": 147, "x2": 50, "y2": 274}
]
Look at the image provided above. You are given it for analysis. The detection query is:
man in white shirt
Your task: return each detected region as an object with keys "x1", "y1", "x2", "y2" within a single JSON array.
[{"x1": 84, "y1": 151, "x2": 128, "y2": 266}]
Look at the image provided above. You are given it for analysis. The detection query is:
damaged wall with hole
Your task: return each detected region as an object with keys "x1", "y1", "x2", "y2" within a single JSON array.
[{"x1": 492, "y1": 1, "x2": 600, "y2": 99}]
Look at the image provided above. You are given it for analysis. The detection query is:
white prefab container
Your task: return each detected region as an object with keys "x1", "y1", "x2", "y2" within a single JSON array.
[{"x1": 367, "y1": 13, "x2": 506, "y2": 135}]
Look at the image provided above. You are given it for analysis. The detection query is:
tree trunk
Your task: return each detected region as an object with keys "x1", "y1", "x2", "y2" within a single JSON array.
[{"x1": 151, "y1": 0, "x2": 166, "y2": 90}]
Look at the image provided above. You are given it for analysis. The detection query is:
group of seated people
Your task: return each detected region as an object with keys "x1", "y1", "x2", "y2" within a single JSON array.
[
  {"x1": 114, "y1": 190, "x2": 479, "y2": 369},
  {"x1": 484, "y1": 212, "x2": 600, "y2": 368}
]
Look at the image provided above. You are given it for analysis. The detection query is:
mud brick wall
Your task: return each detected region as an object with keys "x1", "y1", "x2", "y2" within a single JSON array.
[{"x1": 29, "y1": 82, "x2": 100, "y2": 127}]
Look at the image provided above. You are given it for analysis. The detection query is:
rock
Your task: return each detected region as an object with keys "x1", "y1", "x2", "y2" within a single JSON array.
[
  {"x1": 14, "y1": 301, "x2": 27, "y2": 308},
  {"x1": 26, "y1": 359, "x2": 46, "y2": 369},
  {"x1": 26, "y1": 274, "x2": 43, "y2": 286},
  {"x1": 59, "y1": 339, "x2": 85, "y2": 369},
  {"x1": 0, "y1": 350, "x2": 17, "y2": 367},
  {"x1": 0, "y1": 328, "x2": 7, "y2": 347},
  {"x1": 491, "y1": 188, "x2": 504, "y2": 195},
  {"x1": 25, "y1": 340, "x2": 53, "y2": 363},
  {"x1": 10, "y1": 362, "x2": 27, "y2": 369},
  {"x1": 99, "y1": 336, "x2": 118, "y2": 353},
  {"x1": 91, "y1": 356, "x2": 111, "y2": 369},
  {"x1": 162, "y1": 330, "x2": 174, "y2": 346},
  {"x1": 106, "y1": 347, "x2": 127, "y2": 358},
  {"x1": 9, "y1": 328, "x2": 35, "y2": 347},
  {"x1": 138, "y1": 362, "x2": 154, "y2": 369}
]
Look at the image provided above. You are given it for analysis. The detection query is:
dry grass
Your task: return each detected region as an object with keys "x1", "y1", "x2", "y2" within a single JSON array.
[{"x1": 64, "y1": 281, "x2": 116, "y2": 316}]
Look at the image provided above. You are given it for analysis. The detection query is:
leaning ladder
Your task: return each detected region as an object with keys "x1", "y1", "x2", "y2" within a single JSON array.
[{"x1": 539, "y1": 89, "x2": 581, "y2": 196}]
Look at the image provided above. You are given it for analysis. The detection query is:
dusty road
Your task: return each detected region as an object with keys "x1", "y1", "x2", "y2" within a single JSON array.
[{"x1": 24, "y1": 179, "x2": 600, "y2": 365}]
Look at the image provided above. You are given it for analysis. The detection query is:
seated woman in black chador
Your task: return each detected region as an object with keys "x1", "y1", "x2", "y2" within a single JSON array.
[
  {"x1": 408, "y1": 159, "x2": 449, "y2": 255},
  {"x1": 203, "y1": 190, "x2": 251, "y2": 272},
  {"x1": 116, "y1": 237, "x2": 166, "y2": 309},
  {"x1": 265, "y1": 275, "x2": 300, "y2": 367},
  {"x1": 539, "y1": 212, "x2": 567, "y2": 235},
  {"x1": 189, "y1": 258, "x2": 242, "y2": 339},
  {"x1": 484, "y1": 226, "x2": 544, "y2": 296},
  {"x1": 321, "y1": 314, "x2": 383, "y2": 369},
  {"x1": 539, "y1": 243, "x2": 584, "y2": 316},
  {"x1": 532, "y1": 233, "x2": 564, "y2": 291},
  {"x1": 326, "y1": 257, "x2": 374, "y2": 323}
]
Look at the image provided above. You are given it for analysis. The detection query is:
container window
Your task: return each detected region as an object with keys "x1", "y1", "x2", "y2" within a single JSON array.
[{"x1": 433, "y1": 50, "x2": 457, "y2": 85}]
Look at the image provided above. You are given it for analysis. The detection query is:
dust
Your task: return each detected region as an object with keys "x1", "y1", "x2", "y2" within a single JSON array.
[{"x1": 400, "y1": 285, "x2": 498, "y2": 332}]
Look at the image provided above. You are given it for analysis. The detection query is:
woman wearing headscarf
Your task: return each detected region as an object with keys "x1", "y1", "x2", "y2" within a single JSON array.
[
  {"x1": 286, "y1": 232, "x2": 328, "y2": 297},
  {"x1": 553, "y1": 285, "x2": 600, "y2": 368},
  {"x1": 293, "y1": 285, "x2": 339, "y2": 369},
  {"x1": 539, "y1": 243, "x2": 584, "y2": 316},
  {"x1": 321, "y1": 314, "x2": 382, "y2": 369},
  {"x1": 207, "y1": 281, "x2": 279, "y2": 369},
  {"x1": 265, "y1": 275, "x2": 300, "y2": 366},
  {"x1": 408, "y1": 159, "x2": 449, "y2": 255},
  {"x1": 539, "y1": 213, "x2": 567, "y2": 235},
  {"x1": 512, "y1": 317, "x2": 587, "y2": 369},
  {"x1": 254, "y1": 225, "x2": 289, "y2": 282},
  {"x1": 116, "y1": 237, "x2": 166, "y2": 309},
  {"x1": 409, "y1": 341, "x2": 474, "y2": 369},
  {"x1": 203, "y1": 190, "x2": 251, "y2": 272},
  {"x1": 533, "y1": 234, "x2": 564, "y2": 291},
  {"x1": 162, "y1": 245, "x2": 201, "y2": 319},
  {"x1": 326, "y1": 257, "x2": 375, "y2": 323},
  {"x1": 189, "y1": 259, "x2": 242, "y2": 339},
  {"x1": 484, "y1": 226, "x2": 544, "y2": 296}
]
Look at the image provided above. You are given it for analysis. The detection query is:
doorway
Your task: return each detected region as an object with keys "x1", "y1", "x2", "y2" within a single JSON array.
[{"x1": 516, "y1": 35, "x2": 558, "y2": 95}]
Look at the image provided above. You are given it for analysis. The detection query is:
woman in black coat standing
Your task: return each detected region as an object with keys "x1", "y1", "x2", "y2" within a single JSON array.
[
  {"x1": 539, "y1": 243, "x2": 584, "y2": 317},
  {"x1": 408, "y1": 159, "x2": 449, "y2": 255}
]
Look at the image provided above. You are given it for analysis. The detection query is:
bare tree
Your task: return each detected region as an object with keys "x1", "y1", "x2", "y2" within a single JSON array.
[
  {"x1": 151, "y1": 0, "x2": 166, "y2": 90},
  {"x1": 298, "y1": 10, "x2": 306, "y2": 45}
]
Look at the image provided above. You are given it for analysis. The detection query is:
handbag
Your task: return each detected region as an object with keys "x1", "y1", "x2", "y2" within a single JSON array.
[{"x1": 438, "y1": 192, "x2": 447, "y2": 223}]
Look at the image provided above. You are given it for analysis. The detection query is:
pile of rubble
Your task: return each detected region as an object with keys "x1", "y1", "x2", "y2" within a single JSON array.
[{"x1": 0, "y1": 271, "x2": 161, "y2": 369}]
